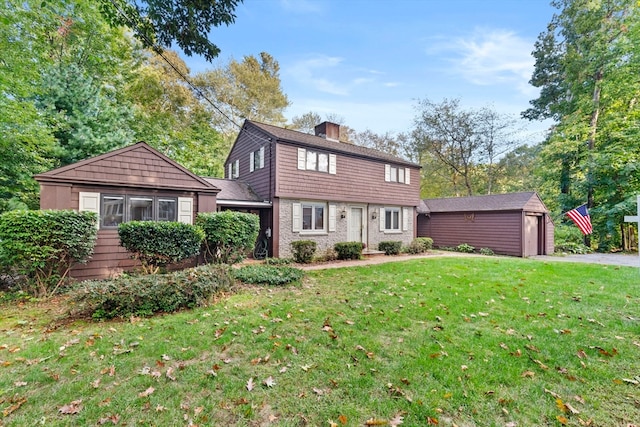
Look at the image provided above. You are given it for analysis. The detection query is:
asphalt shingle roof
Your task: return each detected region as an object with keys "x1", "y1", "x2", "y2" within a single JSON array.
[
  {"x1": 420, "y1": 191, "x2": 543, "y2": 214},
  {"x1": 246, "y1": 120, "x2": 419, "y2": 168},
  {"x1": 202, "y1": 177, "x2": 262, "y2": 202}
]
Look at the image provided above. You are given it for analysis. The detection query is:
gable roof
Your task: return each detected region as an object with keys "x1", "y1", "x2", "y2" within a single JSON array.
[
  {"x1": 35, "y1": 142, "x2": 219, "y2": 193},
  {"x1": 202, "y1": 177, "x2": 270, "y2": 207},
  {"x1": 244, "y1": 120, "x2": 419, "y2": 167},
  {"x1": 419, "y1": 192, "x2": 548, "y2": 214}
]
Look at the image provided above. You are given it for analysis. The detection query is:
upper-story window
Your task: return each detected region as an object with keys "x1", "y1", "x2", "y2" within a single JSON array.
[
  {"x1": 297, "y1": 148, "x2": 336, "y2": 174},
  {"x1": 250, "y1": 147, "x2": 265, "y2": 172},
  {"x1": 228, "y1": 159, "x2": 239, "y2": 179},
  {"x1": 101, "y1": 195, "x2": 177, "y2": 228},
  {"x1": 385, "y1": 165, "x2": 411, "y2": 184}
]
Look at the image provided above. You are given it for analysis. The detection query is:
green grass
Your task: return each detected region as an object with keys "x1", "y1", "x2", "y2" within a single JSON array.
[{"x1": 1, "y1": 257, "x2": 639, "y2": 426}]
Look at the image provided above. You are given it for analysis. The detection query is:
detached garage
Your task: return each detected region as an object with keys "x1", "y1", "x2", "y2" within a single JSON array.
[{"x1": 417, "y1": 192, "x2": 554, "y2": 257}]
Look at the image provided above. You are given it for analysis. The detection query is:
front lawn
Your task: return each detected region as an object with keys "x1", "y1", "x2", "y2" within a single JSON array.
[{"x1": 1, "y1": 257, "x2": 638, "y2": 426}]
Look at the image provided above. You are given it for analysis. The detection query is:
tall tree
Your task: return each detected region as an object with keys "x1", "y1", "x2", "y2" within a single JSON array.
[
  {"x1": 97, "y1": 0, "x2": 242, "y2": 61},
  {"x1": 195, "y1": 52, "x2": 290, "y2": 137},
  {"x1": 524, "y1": 0, "x2": 640, "y2": 249},
  {"x1": 126, "y1": 49, "x2": 227, "y2": 176}
]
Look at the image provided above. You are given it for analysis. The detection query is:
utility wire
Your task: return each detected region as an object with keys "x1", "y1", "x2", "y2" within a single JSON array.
[{"x1": 108, "y1": 0, "x2": 271, "y2": 148}]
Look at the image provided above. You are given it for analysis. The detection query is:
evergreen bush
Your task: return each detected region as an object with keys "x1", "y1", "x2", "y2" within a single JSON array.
[
  {"x1": 0, "y1": 209, "x2": 98, "y2": 297},
  {"x1": 378, "y1": 241, "x2": 402, "y2": 255},
  {"x1": 456, "y1": 243, "x2": 475, "y2": 253},
  {"x1": 334, "y1": 242, "x2": 363, "y2": 260},
  {"x1": 196, "y1": 211, "x2": 260, "y2": 264},
  {"x1": 118, "y1": 221, "x2": 204, "y2": 274},
  {"x1": 404, "y1": 237, "x2": 433, "y2": 254},
  {"x1": 291, "y1": 240, "x2": 316, "y2": 263},
  {"x1": 234, "y1": 265, "x2": 304, "y2": 286}
]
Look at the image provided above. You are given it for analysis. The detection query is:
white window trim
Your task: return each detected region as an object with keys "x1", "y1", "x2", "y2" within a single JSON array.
[
  {"x1": 380, "y1": 206, "x2": 403, "y2": 234},
  {"x1": 292, "y1": 201, "x2": 328, "y2": 234},
  {"x1": 297, "y1": 148, "x2": 337, "y2": 174},
  {"x1": 384, "y1": 164, "x2": 411, "y2": 185}
]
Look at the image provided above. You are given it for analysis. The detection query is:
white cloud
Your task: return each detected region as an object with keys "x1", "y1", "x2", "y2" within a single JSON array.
[
  {"x1": 277, "y1": 0, "x2": 323, "y2": 14},
  {"x1": 434, "y1": 29, "x2": 537, "y2": 96},
  {"x1": 287, "y1": 55, "x2": 350, "y2": 95}
]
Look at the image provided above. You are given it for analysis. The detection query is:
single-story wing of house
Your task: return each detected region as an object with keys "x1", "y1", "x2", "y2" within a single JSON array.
[{"x1": 416, "y1": 191, "x2": 554, "y2": 257}]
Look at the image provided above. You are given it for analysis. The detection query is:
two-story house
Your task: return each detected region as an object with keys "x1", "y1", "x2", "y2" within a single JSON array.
[{"x1": 223, "y1": 120, "x2": 421, "y2": 258}]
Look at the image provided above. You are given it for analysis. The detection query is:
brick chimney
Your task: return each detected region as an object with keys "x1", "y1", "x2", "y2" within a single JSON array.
[{"x1": 314, "y1": 121, "x2": 340, "y2": 142}]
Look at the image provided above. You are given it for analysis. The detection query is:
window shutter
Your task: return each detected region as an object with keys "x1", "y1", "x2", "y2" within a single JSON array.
[
  {"x1": 234, "y1": 159, "x2": 239, "y2": 178},
  {"x1": 384, "y1": 164, "x2": 391, "y2": 182},
  {"x1": 297, "y1": 148, "x2": 306, "y2": 170},
  {"x1": 79, "y1": 192, "x2": 100, "y2": 214},
  {"x1": 259, "y1": 146, "x2": 265, "y2": 169},
  {"x1": 292, "y1": 203, "x2": 301, "y2": 232},
  {"x1": 227, "y1": 163, "x2": 232, "y2": 179},
  {"x1": 329, "y1": 154, "x2": 337, "y2": 174},
  {"x1": 405, "y1": 168, "x2": 411, "y2": 185},
  {"x1": 178, "y1": 197, "x2": 193, "y2": 224},
  {"x1": 250, "y1": 151, "x2": 255, "y2": 172},
  {"x1": 402, "y1": 207, "x2": 410, "y2": 231},
  {"x1": 328, "y1": 204, "x2": 336, "y2": 232},
  {"x1": 379, "y1": 207, "x2": 385, "y2": 231}
]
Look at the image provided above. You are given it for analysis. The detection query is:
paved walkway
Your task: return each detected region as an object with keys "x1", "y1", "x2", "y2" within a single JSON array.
[{"x1": 296, "y1": 251, "x2": 640, "y2": 270}]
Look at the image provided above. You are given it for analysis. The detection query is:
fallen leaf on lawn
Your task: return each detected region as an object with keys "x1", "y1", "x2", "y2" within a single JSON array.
[
  {"x1": 166, "y1": 367, "x2": 176, "y2": 381},
  {"x1": 263, "y1": 376, "x2": 276, "y2": 388},
  {"x1": 533, "y1": 359, "x2": 549, "y2": 370},
  {"x1": 544, "y1": 388, "x2": 561, "y2": 399},
  {"x1": 556, "y1": 415, "x2": 568, "y2": 425},
  {"x1": 14, "y1": 381, "x2": 27, "y2": 387},
  {"x1": 2, "y1": 396, "x2": 27, "y2": 417},
  {"x1": 279, "y1": 366, "x2": 287, "y2": 373},
  {"x1": 389, "y1": 412, "x2": 404, "y2": 426},
  {"x1": 138, "y1": 387, "x2": 155, "y2": 398},
  {"x1": 427, "y1": 416, "x2": 439, "y2": 425},
  {"x1": 576, "y1": 349, "x2": 587, "y2": 359},
  {"x1": 328, "y1": 420, "x2": 338, "y2": 427},
  {"x1": 155, "y1": 405, "x2": 166, "y2": 412},
  {"x1": 364, "y1": 418, "x2": 388, "y2": 425},
  {"x1": 338, "y1": 414, "x2": 348, "y2": 424},
  {"x1": 622, "y1": 376, "x2": 640, "y2": 385},
  {"x1": 313, "y1": 387, "x2": 324, "y2": 395},
  {"x1": 573, "y1": 395, "x2": 585, "y2": 404},
  {"x1": 521, "y1": 370, "x2": 535, "y2": 378},
  {"x1": 246, "y1": 377, "x2": 255, "y2": 391},
  {"x1": 97, "y1": 414, "x2": 120, "y2": 425},
  {"x1": 59, "y1": 399, "x2": 82, "y2": 414},
  {"x1": 92, "y1": 378, "x2": 101, "y2": 388}
]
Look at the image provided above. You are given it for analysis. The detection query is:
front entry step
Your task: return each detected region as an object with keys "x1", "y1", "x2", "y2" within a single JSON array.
[{"x1": 362, "y1": 249, "x2": 385, "y2": 258}]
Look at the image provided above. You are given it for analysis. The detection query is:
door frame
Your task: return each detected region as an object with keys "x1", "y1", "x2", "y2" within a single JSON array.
[{"x1": 347, "y1": 204, "x2": 367, "y2": 245}]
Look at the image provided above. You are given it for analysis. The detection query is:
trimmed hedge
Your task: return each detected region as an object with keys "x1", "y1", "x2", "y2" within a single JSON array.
[
  {"x1": 0, "y1": 209, "x2": 98, "y2": 297},
  {"x1": 291, "y1": 240, "x2": 316, "y2": 263},
  {"x1": 234, "y1": 265, "x2": 304, "y2": 286},
  {"x1": 334, "y1": 242, "x2": 363, "y2": 260},
  {"x1": 378, "y1": 241, "x2": 402, "y2": 255},
  {"x1": 196, "y1": 211, "x2": 260, "y2": 264},
  {"x1": 69, "y1": 264, "x2": 234, "y2": 319},
  {"x1": 118, "y1": 221, "x2": 205, "y2": 274}
]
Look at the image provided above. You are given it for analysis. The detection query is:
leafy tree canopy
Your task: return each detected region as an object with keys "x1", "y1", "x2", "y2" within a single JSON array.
[{"x1": 97, "y1": 0, "x2": 242, "y2": 61}]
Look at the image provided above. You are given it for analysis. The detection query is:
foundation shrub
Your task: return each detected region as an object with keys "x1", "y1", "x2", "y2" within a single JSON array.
[
  {"x1": 334, "y1": 242, "x2": 363, "y2": 260},
  {"x1": 0, "y1": 209, "x2": 98, "y2": 297},
  {"x1": 196, "y1": 211, "x2": 260, "y2": 264},
  {"x1": 405, "y1": 237, "x2": 433, "y2": 254},
  {"x1": 378, "y1": 240, "x2": 402, "y2": 255},
  {"x1": 118, "y1": 221, "x2": 204, "y2": 274},
  {"x1": 291, "y1": 240, "x2": 316, "y2": 264}
]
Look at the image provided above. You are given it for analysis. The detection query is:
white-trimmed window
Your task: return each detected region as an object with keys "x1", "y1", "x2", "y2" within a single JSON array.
[
  {"x1": 379, "y1": 207, "x2": 410, "y2": 233},
  {"x1": 250, "y1": 147, "x2": 265, "y2": 172},
  {"x1": 384, "y1": 165, "x2": 411, "y2": 184},
  {"x1": 228, "y1": 159, "x2": 239, "y2": 179},
  {"x1": 297, "y1": 148, "x2": 336, "y2": 174},
  {"x1": 292, "y1": 202, "x2": 327, "y2": 233},
  {"x1": 100, "y1": 195, "x2": 178, "y2": 228}
]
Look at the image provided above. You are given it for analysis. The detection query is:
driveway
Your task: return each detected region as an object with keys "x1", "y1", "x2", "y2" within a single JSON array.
[
  {"x1": 529, "y1": 253, "x2": 640, "y2": 268},
  {"x1": 296, "y1": 251, "x2": 640, "y2": 270}
]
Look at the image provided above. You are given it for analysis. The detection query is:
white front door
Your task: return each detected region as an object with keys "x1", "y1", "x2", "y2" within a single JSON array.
[{"x1": 348, "y1": 207, "x2": 364, "y2": 243}]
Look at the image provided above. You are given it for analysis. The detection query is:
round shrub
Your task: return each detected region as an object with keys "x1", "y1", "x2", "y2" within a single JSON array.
[
  {"x1": 196, "y1": 211, "x2": 260, "y2": 264},
  {"x1": 378, "y1": 241, "x2": 402, "y2": 255},
  {"x1": 334, "y1": 242, "x2": 363, "y2": 260},
  {"x1": 456, "y1": 243, "x2": 475, "y2": 253},
  {"x1": 118, "y1": 221, "x2": 205, "y2": 274},
  {"x1": 405, "y1": 237, "x2": 433, "y2": 254},
  {"x1": 291, "y1": 240, "x2": 316, "y2": 263}
]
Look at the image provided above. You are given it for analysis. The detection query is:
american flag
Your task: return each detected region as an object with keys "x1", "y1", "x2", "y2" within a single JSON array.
[{"x1": 566, "y1": 204, "x2": 592, "y2": 235}]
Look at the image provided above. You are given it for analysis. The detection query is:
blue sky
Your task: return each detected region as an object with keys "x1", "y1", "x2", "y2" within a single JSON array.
[{"x1": 184, "y1": 0, "x2": 557, "y2": 142}]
